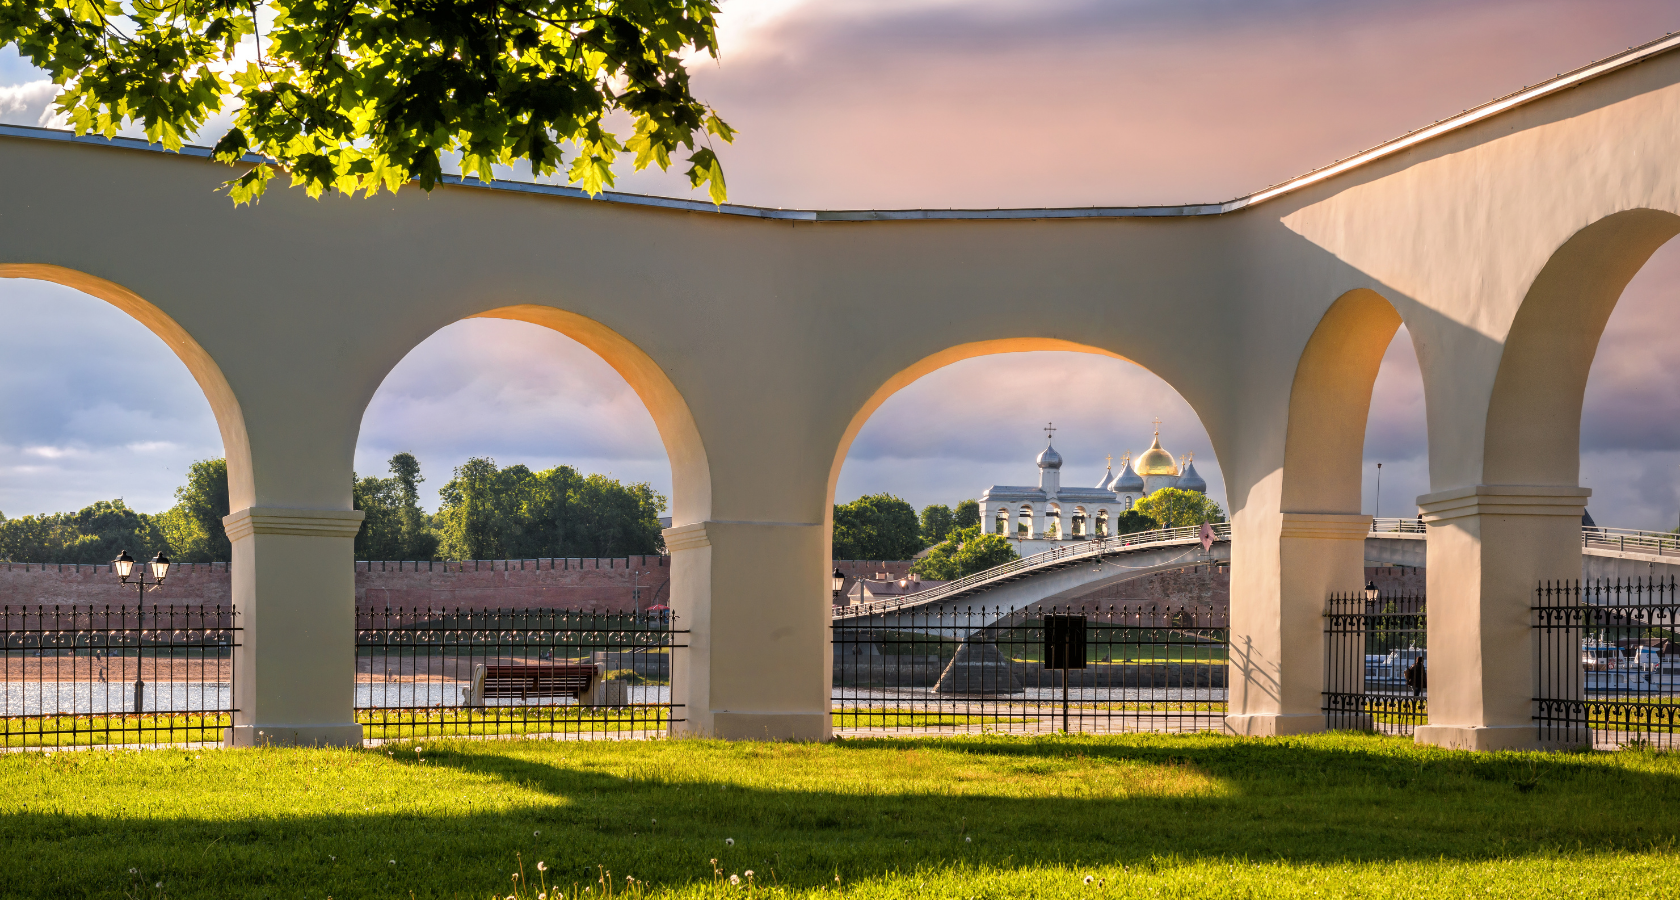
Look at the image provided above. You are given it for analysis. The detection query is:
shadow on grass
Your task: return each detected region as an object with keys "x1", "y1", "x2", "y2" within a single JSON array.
[{"x1": 3, "y1": 733, "x2": 1679, "y2": 898}]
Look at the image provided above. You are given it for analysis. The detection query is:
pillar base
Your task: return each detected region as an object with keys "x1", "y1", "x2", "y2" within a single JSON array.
[
  {"x1": 1415, "y1": 724, "x2": 1581, "y2": 752},
  {"x1": 223, "y1": 723, "x2": 364, "y2": 748},
  {"x1": 1224, "y1": 713, "x2": 1325, "y2": 737},
  {"x1": 685, "y1": 712, "x2": 828, "y2": 741}
]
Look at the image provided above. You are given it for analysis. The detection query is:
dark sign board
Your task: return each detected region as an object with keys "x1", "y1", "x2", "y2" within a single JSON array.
[{"x1": 1043, "y1": 614, "x2": 1087, "y2": 670}]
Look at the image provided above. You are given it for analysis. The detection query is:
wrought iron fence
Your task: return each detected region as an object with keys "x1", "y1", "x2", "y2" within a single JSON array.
[
  {"x1": 832, "y1": 602, "x2": 1227, "y2": 735},
  {"x1": 1323, "y1": 591, "x2": 1427, "y2": 735},
  {"x1": 356, "y1": 607, "x2": 685, "y2": 742},
  {"x1": 0, "y1": 604, "x2": 237, "y2": 749},
  {"x1": 1535, "y1": 577, "x2": 1680, "y2": 748}
]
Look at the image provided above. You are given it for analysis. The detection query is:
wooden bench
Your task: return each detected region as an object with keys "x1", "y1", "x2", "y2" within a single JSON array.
[{"x1": 462, "y1": 663, "x2": 619, "y2": 707}]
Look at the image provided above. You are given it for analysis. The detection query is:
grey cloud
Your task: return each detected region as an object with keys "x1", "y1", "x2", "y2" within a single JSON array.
[{"x1": 0, "y1": 282, "x2": 221, "y2": 515}]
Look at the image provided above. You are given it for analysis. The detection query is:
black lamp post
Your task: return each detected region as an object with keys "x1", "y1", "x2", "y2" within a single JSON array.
[
  {"x1": 112, "y1": 549, "x2": 170, "y2": 715},
  {"x1": 1364, "y1": 580, "x2": 1380, "y2": 603},
  {"x1": 832, "y1": 569, "x2": 846, "y2": 605}
]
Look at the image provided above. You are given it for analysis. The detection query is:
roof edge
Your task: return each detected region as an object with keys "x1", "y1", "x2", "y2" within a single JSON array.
[{"x1": 3, "y1": 29, "x2": 1677, "y2": 220}]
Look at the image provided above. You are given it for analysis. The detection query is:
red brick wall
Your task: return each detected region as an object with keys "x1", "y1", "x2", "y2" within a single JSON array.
[
  {"x1": 0, "y1": 558, "x2": 1426, "y2": 612},
  {"x1": 0, "y1": 557, "x2": 673, "y2": 612}
]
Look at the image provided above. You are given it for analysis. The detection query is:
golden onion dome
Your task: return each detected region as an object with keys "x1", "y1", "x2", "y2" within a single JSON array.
[{"x1": 1134, "y1": 434, "x2": 1179, "y2": 477}]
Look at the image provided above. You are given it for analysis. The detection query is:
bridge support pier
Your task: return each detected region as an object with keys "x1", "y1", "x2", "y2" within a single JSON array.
[
  {"x1": 1413, "y1": 486, "x2": 1588, "y2": 752},
  {"x1": 1227, "y1": 512, "x2": 1370, "y2": 737}
]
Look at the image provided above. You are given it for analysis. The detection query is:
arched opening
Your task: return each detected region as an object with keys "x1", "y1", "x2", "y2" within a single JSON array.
[
  {"x1": 0, "y1": 265, "x2": 250, "y2": 509},
  {"x1": 1579, "y1": 231, "x2": 1680, "y2": 530},
  {"x1": 1486, "y1": 209, "x2": 1680, "y2": 490},
  {"x1": 0, "y1": 266, "x2": 246, "y2": 746},
  {"x1": 828, "y1": 340, "x2": 1230, "y2": 737},
  {"x1": 1282, "y1": 288, "x2": 1404, "y2": 517},
  {"x1": 350, "y1": 304, "x2": 709, "y2": 738}
]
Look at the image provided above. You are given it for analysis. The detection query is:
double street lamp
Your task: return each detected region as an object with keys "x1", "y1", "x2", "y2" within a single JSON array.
[
  {"x1": 113, "y1": 549, "x2": 171, "y2": 598},
  {"x1": 111, "y1": 549, "x2": 170, "y2": 715}
]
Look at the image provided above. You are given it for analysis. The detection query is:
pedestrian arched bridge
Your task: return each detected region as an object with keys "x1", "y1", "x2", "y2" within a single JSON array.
[
  {"x1": 837, "y1": 518, "x2": 1680, "y2": 630},
  {"x1": 833, "y1": 524, "x2": 1233, "y2": 630}
]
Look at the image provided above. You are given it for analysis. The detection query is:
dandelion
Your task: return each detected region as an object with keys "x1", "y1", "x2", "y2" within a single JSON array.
[
  {"x1": 745, "y1": 871, "x2": 754, "y2": 879},
  {"x1": 538, "y1": 894, "x2": 547, "y2": 900},
  {"x1": 129, "y1": 869, "x2": 138, "y2": 875},
  {"x1": 537, "y1": 861, "x2": 548, "y2": 872},
  {"x1": 964, "y1": 836, "x2": 972, "y2": 843},
  {"x1": 535, "y1": 830, "x2": 541, "y2": 837},
  {"x1": 730, "y1": 875, "x2": 740, "y2": 885},
  {"x1": 651, "y1": 818, "x2": 657, "y2": 825},
  {"x1": 1084, "y1": 875, "x2": 1094, "y2": 885},
  {"x1": 155, "y1": 884, "x2": 163, "y2": 890},
  {"x1": 513, "y1": 874, "x2": 521, "y2": 882},
  {"x1": 725, "y1": 838, "x2": 734, "y2": 846},
  {"x1": 389, "y1": 860, "x2": 396, "y2": 865}
]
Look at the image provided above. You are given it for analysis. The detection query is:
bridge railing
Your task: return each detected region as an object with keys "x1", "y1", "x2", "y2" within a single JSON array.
[
  {"x1": 1582, "y1": 525, "x2": 1680, "y2": 557},
  {"x1": 834, "y1": 523, "x2": 1232, "y2": 619},
  {"x1": 1370, "y1": 517, "x2": 1426, "y2": 534}
]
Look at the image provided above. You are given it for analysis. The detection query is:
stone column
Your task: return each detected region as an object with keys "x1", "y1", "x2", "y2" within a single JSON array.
[
  {"x1": 665, "y1": 520, "x2": 830, "y2": 740},
  {"x1": 1031, "y1": 504, "x2": 1047, "y2": 540},
  {"x1": 1413, "y1": 485, "x2": 1588, "y2": 751},
  {"x1": 223, "y1": 507, "x2": 365, "y2": 747},
  {"x1": 1226, "y1": 512, "x2": 1370, "y2": 736}
]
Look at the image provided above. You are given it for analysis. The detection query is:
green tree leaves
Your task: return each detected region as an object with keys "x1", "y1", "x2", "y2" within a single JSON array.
[
  {"x1": 952, "y1": 499, "x2": 981, "y2": 532},
  {"x1": 911, "y1": 526, "x2": 1019, "y2": 581},
  {"x1": 354, "y1": 452, "x2": 439, "y2": 561},
  {"x1": 0, "y1": 499, "x2": 168, "y2": 564},
  {"x1": 432, "y1": 456, "x2": 665, "y2": 560},
  {"x1": 1133, "y1": 488, "x2": 1225, "y2": 529},
  {"x1": 0, "y1": 0, "x2": 734, "y2": 204},
  {"x1": 832, "y1": 493, "x2": 923, "y2": 562},
  {"x1": 919, "y1": 504, "x2": 955, "y2": 546},
  {"x1": 162, "y1": 457, "x2": 232, "y2": 561}
]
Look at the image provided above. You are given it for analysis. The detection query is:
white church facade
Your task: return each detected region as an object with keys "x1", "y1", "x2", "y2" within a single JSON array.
[{"x1": 979, "y1": 425, "x2": 1207, "y2": 556}]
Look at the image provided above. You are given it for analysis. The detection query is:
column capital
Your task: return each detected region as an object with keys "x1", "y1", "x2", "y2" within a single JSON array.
[
  {"x1": 663, "y1": 522, "x2": 712, "y2": 552},
  {"x1": 1278, "y1": 512, "x2": 1373, "y2": 540},
  {"x1": 1417, "y1": 484, "x2": 1591, "y2": 523},
  {"x1": 664, "y1": 520, "x2": 823, "y2": 553},
  {"x1": 222, "y1": 507, "x2": 365, "y2": 542}
]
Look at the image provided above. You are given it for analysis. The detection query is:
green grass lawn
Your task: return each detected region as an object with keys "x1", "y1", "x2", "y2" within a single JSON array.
[{"x1": 2, "y1": 732, "x2": 1679, "y2": 898}]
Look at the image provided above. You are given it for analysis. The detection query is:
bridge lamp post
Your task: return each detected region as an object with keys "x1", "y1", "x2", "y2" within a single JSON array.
[
  {"x1": 111, "y1": 549, "x2": 170, "y2": 716},
  {"x1": 1374, "y1": 462, "x2": 1382, "y2": 521}
]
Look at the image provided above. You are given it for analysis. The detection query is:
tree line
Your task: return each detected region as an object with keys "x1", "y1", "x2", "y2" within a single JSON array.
[{"x1": 0, "y1": 454, "x2": 666, "y2": 564}]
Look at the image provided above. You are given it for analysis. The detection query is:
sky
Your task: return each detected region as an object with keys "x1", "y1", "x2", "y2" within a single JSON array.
[{"x1": 1, "y1": 0, "x2": 1678, "y2": 527}]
